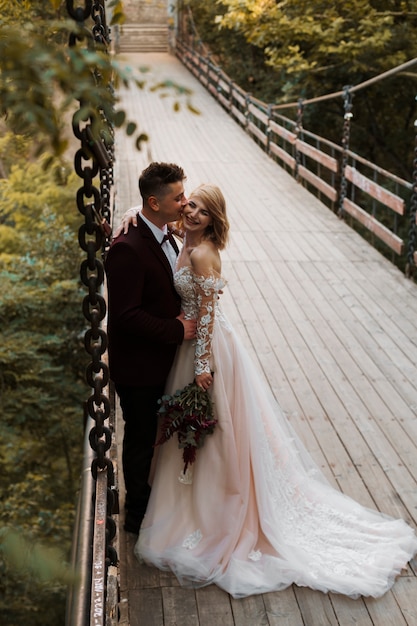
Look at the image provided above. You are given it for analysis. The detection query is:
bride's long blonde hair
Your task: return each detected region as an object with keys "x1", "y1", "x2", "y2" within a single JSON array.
[{"x1": 183, "y1": 184, "x2": 230, "y2": 250}]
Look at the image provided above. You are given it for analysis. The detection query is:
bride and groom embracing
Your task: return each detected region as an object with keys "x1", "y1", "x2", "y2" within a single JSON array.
[{"x1": 105, "y1": 161, "x2": 417, "y2": 599}]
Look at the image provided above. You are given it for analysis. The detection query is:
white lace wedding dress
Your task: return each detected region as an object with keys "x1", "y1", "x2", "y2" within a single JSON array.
[{"x1": 135, "y1": 266, "x2": 417, "y2": 598}]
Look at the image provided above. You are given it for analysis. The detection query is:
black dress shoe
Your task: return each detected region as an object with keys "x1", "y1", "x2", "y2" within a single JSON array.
[
  {"x1": 123, "y1": 520, "x2": 140, "y2": 535},
  {"x1": 123, "y1": 512, "x2": 142, "y2": 535}
]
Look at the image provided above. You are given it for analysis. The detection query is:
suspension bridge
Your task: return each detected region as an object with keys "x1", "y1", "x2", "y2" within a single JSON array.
[{"x1": 66, "y1": 4, "x2": 417, "y2": 625}]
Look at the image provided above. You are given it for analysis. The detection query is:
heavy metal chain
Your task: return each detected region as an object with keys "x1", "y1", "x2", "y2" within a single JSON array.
[
  {"x1": 294, "y1": 98, "x2": 304, "y2": 181},
  {"x1": 338, "y1": 86, "x2": 353, "y2": 218},
  {"x1": 406, "y1": 111, "x2": 417, "y2": 278},
  {"x1": 66, "y1": 0, "x2": 117, "y2": 584},
  {"x1": 91, "y1": 0, "x2": 115, "y2": 230}
]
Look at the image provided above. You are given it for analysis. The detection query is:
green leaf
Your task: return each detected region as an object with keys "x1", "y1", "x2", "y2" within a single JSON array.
[
  {"x1": 187, "y1": 103, "x2": 201, "y2": 115},
  {"x1": 126, "y1": 121, "x2": 137, "y2": 136},
  {"x1": 135, "y1": 133, "x2": 149, "y2": 150},
  {"x1": 113, "y1": 109, "x2": 126, "y2": 127}
]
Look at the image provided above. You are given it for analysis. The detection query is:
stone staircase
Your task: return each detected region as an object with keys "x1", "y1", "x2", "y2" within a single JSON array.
[{"x1": 115, "y1": 24, "x2": 169, "y2": 53}]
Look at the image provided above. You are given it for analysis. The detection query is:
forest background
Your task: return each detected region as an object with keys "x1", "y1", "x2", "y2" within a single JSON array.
[
  {"x1": 0, "y1": 1, "x2": 416, "y2": 624},
  {"x1": 188, "y1": 0, "x2": 417, "y2": 182}
]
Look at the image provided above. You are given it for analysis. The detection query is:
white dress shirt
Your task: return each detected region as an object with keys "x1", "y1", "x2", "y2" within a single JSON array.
[{"x1": 139, "y1": 213, "x2": 177, "y2": 272}]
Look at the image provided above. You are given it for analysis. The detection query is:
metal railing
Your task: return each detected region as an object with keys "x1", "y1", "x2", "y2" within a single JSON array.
[
  {"x1": 175, "y1": 34, "x2": 417, "y2": 273},
  {"x1": 65, "y1": 2, "x2": 117, "y2": 624}
]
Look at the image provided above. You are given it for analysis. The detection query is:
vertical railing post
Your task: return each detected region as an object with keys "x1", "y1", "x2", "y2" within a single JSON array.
[
  {"x1": 406, "y1": 99, "x2": 417, "y2": 278},
  {"x1": 266, "y1": 103, "x2": 272, "y2": 155},
  {"x1": 338, "y1": 86, "x2": 353, "y2": 218},
  {"x1": 294, "y1": 98, "x2": 304, "y2": 181}
]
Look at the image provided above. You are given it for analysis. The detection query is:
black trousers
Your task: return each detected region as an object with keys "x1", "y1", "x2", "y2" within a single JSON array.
[{"x1": 116, "y1": 384, "x2": 164, "y2": 526}]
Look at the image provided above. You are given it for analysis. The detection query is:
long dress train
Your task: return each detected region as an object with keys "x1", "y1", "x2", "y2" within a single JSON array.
[{"x1": 135, "y1": 266, "x2": 417, "y2": 599}]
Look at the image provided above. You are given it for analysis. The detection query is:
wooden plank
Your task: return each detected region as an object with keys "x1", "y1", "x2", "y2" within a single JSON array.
[
  {"x1": 162, "y1": 587, "x2": 199, "y2": 626},
  {"x1": 343, "y1": 197, "x2": 404, "y2": 254},
  {"x1": 128, "y1": 588, "x2": 163, "y2": 626},
  {"x1": 296, "y1": 138, "x2": 339, "y2": 172},
  {"x1": 218, "y1": 77, "x2": 229, "y2": 92},
  {"x1": 208, "y1": 68, "x2": 218, "y2": 82},
  {"x1": 262, "y1": 588, "x2": 305, "y2": 626},
  {"x1": 279, "y1": 258, "x2": 417, "y2": 519},
  {"x1": 159, "y1": 568, "x2": 180, "y2": 588},
  {"x1": 124, "y1": 534, "x2": 160, "y2": 590},
  {"x1": 195, "y1": 586, "x2": 234, "y2": 626},
  {"x1": 248, "y1": 101, "x2": 269, "y2": 126},
  {"x1": 229, "y1": 595, "x2": 269, "y2": 625},
  {"x1": 208, "y1": 83, "x2": 219, "y2": 98},
  {"x1": 293, "y1": 587, "x2": 338, "y2": 625},
  {"x1": 308, "y1": 250, "x2": 417, "y2": 393},
  {"x1": 269, "y1": 141, "x2": 296, "y2": 170},
  {"x1": 230, "y1": 105, "x2": 247, "y2": 126},
  {"x1": 298, "y1": 164, "x2": 338, "y2": 201},
  {"x1": 231, "y1": 85, "x2": 247, "y2": 107},
  {"x1": 247, "y1": 120, "x2": 268, "y2": 145},
  {"x1": 198, "y1": 58, "x2": 209, "y2": 73},
  {"x1": 345, "y1": 165, "x2": 405, "y2": 214},
  {"x1": 329, "y1": 594, "x2": 374, "y2": 626},
  {"x1": 187, "y1": 62, "x2": 199, "y2": 78},
  {"x1": 247, "y1": 254, "x2": 417, "y2": 518},
  {"x1": 269, "y1": 119, "x2": 297, "y2": 143},
  {"x1": 217, "y1": 92, "x2": 231, "y2": 110},
  {"x1": 365, "y1": 591, "x2": 408, "y2": 626},
  {"x1": 391, "y1": 576, "x2": 417, "y2": 623}
]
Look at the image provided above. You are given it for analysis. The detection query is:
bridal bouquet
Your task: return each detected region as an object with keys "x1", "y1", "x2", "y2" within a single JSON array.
[{"x1": 155, "y1": 381, "x2": 217, "y2": 472}]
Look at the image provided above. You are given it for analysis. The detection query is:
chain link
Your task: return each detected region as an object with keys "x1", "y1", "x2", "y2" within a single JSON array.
[
  {"x1": 66, "y1": 1, "x2": 118, "y2": 616},
  {"x1": 66, "y1": 0, "x2": 92, "y2": 22},
  {"x1": 294, "y1": 98, "x2": 304, "y2": 181},
  {"x1": 338, "y1": 86, "x2": 353, "y2": 218},
  {"x1": 406, "y1": 110, "x2": 417, "y2": 278}
]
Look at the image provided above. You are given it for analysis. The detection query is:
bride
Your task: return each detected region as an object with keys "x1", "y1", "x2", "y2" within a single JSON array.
[{"x1": 120, "y1": 183, "x2": 417, "y2": 599}]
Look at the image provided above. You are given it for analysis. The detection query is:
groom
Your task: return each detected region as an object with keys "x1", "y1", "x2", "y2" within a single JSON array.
[{"x1": 105, "y1": 162, "x2": 196, "y2": 534}]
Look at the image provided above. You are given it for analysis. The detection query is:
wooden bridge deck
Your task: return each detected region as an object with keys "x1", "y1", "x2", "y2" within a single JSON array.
[{"x1": 112, "y1": 52, "x2": 417, "y2": 626}]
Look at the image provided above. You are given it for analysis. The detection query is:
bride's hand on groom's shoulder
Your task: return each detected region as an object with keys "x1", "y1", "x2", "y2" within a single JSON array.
[{"x1": 113, "y1": 207, "x2": 140, "y2": 238}]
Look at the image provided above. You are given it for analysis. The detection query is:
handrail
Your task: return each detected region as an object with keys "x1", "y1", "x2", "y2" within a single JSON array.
[
  {"x1": 175, "y1": 35, "x2": 414, "y2": 269},
  {"x1": 65, "y1": 416, "x2": 95, "y2": 626},
  {"x1": 65, "y1": 388, "x2": 118, "y2": 626},
  {"x1": 272, "y1": 56, "x2": 417, "y2": 110}
]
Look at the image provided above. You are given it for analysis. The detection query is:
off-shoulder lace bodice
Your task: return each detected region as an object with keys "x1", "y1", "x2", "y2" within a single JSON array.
[
  {"x1": 174, "y1": 266, "x2": 225, "y2": 317},
  {"x1": 174, "y1": 266, "x2": 227, "y2": 375}
]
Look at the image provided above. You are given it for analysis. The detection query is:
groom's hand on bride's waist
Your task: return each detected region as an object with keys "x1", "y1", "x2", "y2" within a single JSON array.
[{"x1": 177, "y1": 311, "x2": 197, "y2": 341}]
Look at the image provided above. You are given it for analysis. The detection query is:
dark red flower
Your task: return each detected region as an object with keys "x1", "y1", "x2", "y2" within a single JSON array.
[{"x1": 155, "y1": 381, "x2": 217, "y2": 472}]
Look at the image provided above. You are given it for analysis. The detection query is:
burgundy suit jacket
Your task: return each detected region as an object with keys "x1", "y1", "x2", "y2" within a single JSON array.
[{"x1": 105, "y1": 217, "x2": 184, "y2": 387}]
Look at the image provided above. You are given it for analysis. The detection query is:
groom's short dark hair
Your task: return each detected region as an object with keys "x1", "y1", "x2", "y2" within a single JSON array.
[{"x1": 139, "y1": 162, "x2": 186, "y2": 201}]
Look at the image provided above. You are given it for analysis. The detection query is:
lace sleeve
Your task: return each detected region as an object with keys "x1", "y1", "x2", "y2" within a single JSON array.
[{"x1": 193, "y1": 274, "x2": 219, "y2": 376}]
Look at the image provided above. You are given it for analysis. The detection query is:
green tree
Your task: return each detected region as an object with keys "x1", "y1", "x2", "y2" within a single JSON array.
[
  {"x1": 217, "y1": 0, "x2": 417, "y2": 91},
  {"x1": 0, "y1": 0, "x2": 138, "y2": 157},
  {"x1": 0, "y1": 3, "x2": 111, "y2": 620},
  {"x1": 188, "y1": 0, "x2": 417, "y2": 177},
  {"x1": 0, "y1": 133, "x2": 87, "y2": 625},
  {"x1": 0, "y1": 0, "x2": 194, "y2": 160}
]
